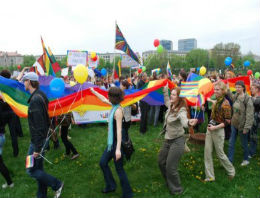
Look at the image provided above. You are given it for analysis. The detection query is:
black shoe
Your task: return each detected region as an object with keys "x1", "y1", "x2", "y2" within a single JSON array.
[{"x1": 102, "y1": 188, "x2": 116, "y2": 193}]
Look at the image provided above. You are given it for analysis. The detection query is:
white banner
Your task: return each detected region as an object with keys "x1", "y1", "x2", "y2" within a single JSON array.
[
  {"x1": 121, "y1": 54, "x2": 139, "y2": 68},
  {"x1": 67, "y1": 50, "x2": 88, "y2": 66},
  {"x1": 61, "y1": 68, "x2": 69, "y2": 77},
  {"x1": 72, "y1": 110, "x2": 141, "y2": 124}
]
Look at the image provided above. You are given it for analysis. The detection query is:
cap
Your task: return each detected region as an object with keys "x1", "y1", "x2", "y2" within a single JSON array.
[{"x1": 22, "y1": 72, "x2": 39, "y2": 82}]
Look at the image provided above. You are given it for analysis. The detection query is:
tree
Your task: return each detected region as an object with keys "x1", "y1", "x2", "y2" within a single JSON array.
[
  {"x1": 23, "y1": 55, "x2": 36, "y2": 67},
  {"x1": 210, "y1": 42, "x2": 241, "y2": 69},
  {"x1": 186, "y1": 49, "x2": 209, "y2": 69}
]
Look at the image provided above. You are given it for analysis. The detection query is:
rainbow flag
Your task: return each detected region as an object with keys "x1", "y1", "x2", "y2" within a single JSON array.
[
  {"x1": 0, "y1": 76, "x2": 174, "y2": 117},
  {"x1": 222, "y1": 76, "x2": 251, "y2": 95},
  {"x1": 26, "y1": 155, "x2": 34, "y2": 168},
  {"x1": 48, "y1": 47, "x2": 61, "y2": 73},
  {"x1": 115, "y1": 24, "x2": 140, "y2": 64},
  {"x1": 166, "y1": 61, "x2": 173, "y2": 80},
  {"x1": 41, "y1": 37, "x2": 55, "y2": 76}
]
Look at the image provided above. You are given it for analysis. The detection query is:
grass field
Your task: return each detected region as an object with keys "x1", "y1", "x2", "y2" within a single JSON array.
[{"x1": 1, "y1": 119, "x2": 260, "y2": 198}]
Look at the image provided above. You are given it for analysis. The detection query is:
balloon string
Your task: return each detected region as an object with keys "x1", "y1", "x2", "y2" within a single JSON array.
[{"x1": 40, "y1": 84, "x2": 83, "y2": 156}]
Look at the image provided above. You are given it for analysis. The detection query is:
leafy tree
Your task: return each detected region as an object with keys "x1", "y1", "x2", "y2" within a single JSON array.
[
  {"x1": 186, "y1": 49, "x2": 209, "y2": 69},
  {"x1": 22, "y1": 55, "x2": 36, "y2": 67}
]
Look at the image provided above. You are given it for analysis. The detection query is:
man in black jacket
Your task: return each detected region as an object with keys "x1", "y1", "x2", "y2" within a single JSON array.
[
  {"x1": 137, "y1": 72, "x2": 150, "y2": 134},
  {"x1": 23, "y1": 72, "x2": 63, "y2": 198}
]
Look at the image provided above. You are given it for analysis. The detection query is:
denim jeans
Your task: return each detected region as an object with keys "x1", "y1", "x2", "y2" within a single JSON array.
[
  {"x1": 149, "y1": 105, "x2": 161, "y2": 126},
  {"x1": 228, "y1": 126, "x2": 249, "y2": 163},
  {"x1": 99, "y1": 144, "x2": 133, "y2": 198},
  {"x1": 249, "y1": 113, "x2": 259, "y2": 156},
  {"x1": 0, "y1": 134, "x2": 5, "y2": 155},
  {"x1": 26, "y1": 143, "x2": 62, "y2": 198}
]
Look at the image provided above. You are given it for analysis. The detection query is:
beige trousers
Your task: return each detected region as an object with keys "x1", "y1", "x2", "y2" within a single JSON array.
[{"x1": 204, "y1": 128, "x2": 235, "y2": 180}]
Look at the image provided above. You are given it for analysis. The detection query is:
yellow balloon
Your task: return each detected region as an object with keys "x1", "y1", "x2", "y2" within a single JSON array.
[
  {"x1": 73, "y1": 64, "x2": 88, "y2": 84},
  {"x1": 200, "y1": 66, "x2": 206, "y2": 76},
  {"x1": 90, "y1": 52, "x2": 96, "y2": 59}
]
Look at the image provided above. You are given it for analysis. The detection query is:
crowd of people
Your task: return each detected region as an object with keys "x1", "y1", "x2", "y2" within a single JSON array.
[{"x1": 0, "y1": 67, "x2": 259, "y2": 198}]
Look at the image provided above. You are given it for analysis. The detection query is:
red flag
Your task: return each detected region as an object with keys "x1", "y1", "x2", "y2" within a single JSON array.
[{"x1": 113, "y1": 70, "x2": 119, "y2": 80}]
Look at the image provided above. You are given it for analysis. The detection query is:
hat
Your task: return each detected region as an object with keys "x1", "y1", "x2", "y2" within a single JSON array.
[{"x1": 22, "y1": 72, "x2": 39, "y2": 82}]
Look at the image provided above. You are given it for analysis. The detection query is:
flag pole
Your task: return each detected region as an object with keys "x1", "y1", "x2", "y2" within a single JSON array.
[{"x1": 112, "y1": 20, "x2": 117, "y2": 82}]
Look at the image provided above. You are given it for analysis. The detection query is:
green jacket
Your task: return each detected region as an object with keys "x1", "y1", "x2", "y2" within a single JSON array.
[{"x1": 228, "y1": 91, "x2": 254, "y2": 133}]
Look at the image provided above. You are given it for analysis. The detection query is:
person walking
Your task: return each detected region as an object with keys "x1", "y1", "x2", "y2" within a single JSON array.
[
  {"x1": 22, "y1": 72, "x2": 63, "y2": 198},
  {"x1": 90, "y1": 87, "x2": 133, "y2": 198},
  {"x1": 204, "y1": 81, "x2": 235, "y2": 182},
  {"x1": 227, "y1": 81, "x2": 254, "y2": 166},
  {"x1": 158, "y1": 85, "x2": 197, "y2": 195}
]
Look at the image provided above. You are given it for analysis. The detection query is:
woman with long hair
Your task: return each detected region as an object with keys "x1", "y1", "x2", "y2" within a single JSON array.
[
  {"x1": 90, "y1": 87, "x2": 133, "y2": 198},
  {"x1": 158, "y1": 86, "x2": 197, "y2": 195}
]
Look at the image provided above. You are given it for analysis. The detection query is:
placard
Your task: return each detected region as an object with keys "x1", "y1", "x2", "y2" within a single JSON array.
[{"x1": 67, "y1": 50, "x2": 88, "y2": 66}]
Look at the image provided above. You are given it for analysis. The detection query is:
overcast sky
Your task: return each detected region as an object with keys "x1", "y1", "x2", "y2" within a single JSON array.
[{"x1": 1, "y1": 0, "x2": 259, "y2": 56}]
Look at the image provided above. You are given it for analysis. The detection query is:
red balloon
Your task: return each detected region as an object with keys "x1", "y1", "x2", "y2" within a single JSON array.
[
  {"x1": 17, "y1": 65, "x2": 21, "y2": 70},
  {"x1": 247, "y1": 70, "x2": 253, "y2": 76},
  {"x1": 153, "y1": 39, "x2": 160, "y2": 47},
  {"x1": 92, "y1": 56, "x2": 97, "y2": 62},
  {"x1": 138, "y1": 68, "x2": 142, "y2": 74}
]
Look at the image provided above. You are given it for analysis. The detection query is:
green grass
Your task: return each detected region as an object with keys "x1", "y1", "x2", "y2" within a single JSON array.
[{"x1": 1, "y1": 119, "x2": 260, "y2": 198}]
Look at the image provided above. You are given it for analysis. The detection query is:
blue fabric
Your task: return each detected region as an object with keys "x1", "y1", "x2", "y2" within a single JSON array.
[
  {"x1": 26, "y1": 143, "x2": 62, "y2": 198},
  {"x1": 107, "y1": 104, "x2": 120, "y2": 151}
]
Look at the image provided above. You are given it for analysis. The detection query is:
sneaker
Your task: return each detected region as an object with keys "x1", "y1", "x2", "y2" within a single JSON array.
[
  {"x1": 248, "y1": 155, "x2": 252, "y2": 159},
  {"x1": 2, "y1": 183, "x2": 14, "y2": 189},
  {"x1": 241, "y1": 160, "x2": 250, "y2": 166},
  {"x1": 71, "y1": 154, "x2": 79, "y2": 160},
  {"x1": 204, "y1": 178, "x2": 215, "y2": 182},
  {"x1": 67, "y1": 135, "x2": 72, "y2": 140},
  {"x1": 54, "y1": 182, "x2": 64, "y2": 198}
]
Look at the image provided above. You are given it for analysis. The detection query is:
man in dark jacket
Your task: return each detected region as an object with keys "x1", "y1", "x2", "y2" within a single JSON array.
[
  {"x1": 137, "y1": 72, "x2": 150, "y2": 134},
  {"x1": 23, "y1": 72, "x2": 63, "y2": 198}
]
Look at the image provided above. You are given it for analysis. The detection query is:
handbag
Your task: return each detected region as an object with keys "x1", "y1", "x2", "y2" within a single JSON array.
[{"x1": 122, "y1": 134, "x2": 135, "y2": 161}]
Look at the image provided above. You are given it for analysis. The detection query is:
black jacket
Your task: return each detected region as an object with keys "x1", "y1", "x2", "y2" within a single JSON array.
[{"x1": 28, "y1": 89, "x2": 50, "y2": 152}]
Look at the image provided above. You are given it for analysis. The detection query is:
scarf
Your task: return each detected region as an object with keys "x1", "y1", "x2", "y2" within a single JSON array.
[
  {"x1": 107, "y1": 104, "x2": 120, "y2": 151},
  {"x1": 211, "y1": 96, "x2": 224, "y2": 120}
]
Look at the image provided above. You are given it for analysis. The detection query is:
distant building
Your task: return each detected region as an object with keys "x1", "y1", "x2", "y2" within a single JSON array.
[
  {"x1": 159, "y1": 40, "x2": 173, "y2": 51},
  {"x1": 98, "y1": 52, "x2": 122, "y2": 63},
  {"x1": 0, "y1": 51, "x2": 24, "y2": 67},
  {"x1": 178, "y1": 39, "x2": 197, "y2": 52},
  {"x1": 142, "y1": 50, "x2": 187, "y2": 61}
]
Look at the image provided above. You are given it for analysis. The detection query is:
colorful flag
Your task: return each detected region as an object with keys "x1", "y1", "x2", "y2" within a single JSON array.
[
  {"x1": 117, "y1": 58, "x2": 121, "y2": 77},
  {"x1": 115, "y1": 24, "x2": 140, "y2": 64},
  {"x1": 166, "y1": 61, "x2": 173, "y2": 80},
  {"x1": 222, "y1": 76, "x2": 251, "y2": 95},
  {"x1": 48, "y1": 47, "x2": 61, "y2": 73},
  {"x1": 32, "y1": 55, "x2": 45, "y2": 75},
  {"x1": 41, "y1": 37, "x2": 55, "y2": 76}
]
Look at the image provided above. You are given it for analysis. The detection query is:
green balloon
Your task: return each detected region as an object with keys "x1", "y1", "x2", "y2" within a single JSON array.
[
  {"x1": 142, "y1": 66, "x2": 146, "y2": 72},
  {"x1": 255, "y1": 72, "x2": 260, "y2": 79},
  {"x1": 157, "y1": 45, "x2": 164, "y2": 53}
]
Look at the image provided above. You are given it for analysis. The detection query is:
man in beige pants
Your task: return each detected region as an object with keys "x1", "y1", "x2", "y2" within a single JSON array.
[{"x1": 204, "y1": 81, "x2": 235, "y2": 181}]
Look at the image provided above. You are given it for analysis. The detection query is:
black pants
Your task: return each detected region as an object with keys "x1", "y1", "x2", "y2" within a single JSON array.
[
  {"x1": 14, "y1": 115, "x2": 23, "y2": 137},
  {"x1": 5, "y1": 114, "x2": 19, "y2": 157},
  {"x1": 60, "y1": 125, "x2": 78, "y2": 155},
  {"x1": 0, "y1": 155, "x2": 12, "y2": 185},
  {"x1": 139, "y1": 101, "x2": 150, "y2": 134}
]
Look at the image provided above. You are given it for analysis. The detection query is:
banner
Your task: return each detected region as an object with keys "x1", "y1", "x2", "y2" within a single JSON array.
[
  {"x1": 72, "y1": 109, "x2": 141, "y2": 124},
  {"x1": 121, "y1": 54, "x2": 139, "y2": 68},
  {"x1": 67, "y1": 50, "x2": 88, "y2": 66},
  {"x1": 61, "y1": 68, "x2": 69, "y2": 77}
]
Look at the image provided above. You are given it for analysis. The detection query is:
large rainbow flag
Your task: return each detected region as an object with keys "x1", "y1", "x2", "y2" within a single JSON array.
[
  {"x1": 222, "y1": 76, "x2": 251, "y2": 95},
  {"x1": 0, "y1": 76, "x2": 174, "y2": 118}
]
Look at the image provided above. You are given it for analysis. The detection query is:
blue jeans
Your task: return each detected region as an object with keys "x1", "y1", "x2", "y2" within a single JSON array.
[
  {"x1": 228, "y1": 126, "x2": 249, "y2": 163},
  {"x1": 99, "y1": 144, "x2": 133, "y2": 198},
  {"x1": 26, "y1": 143, "x2": 62, "y2": 198},
  {"x1": 249, "y1": 113, "x2": 259, "y2": 156},
  {"x1": 149, "y1": 105, "x2": 161, "y2": 126}
]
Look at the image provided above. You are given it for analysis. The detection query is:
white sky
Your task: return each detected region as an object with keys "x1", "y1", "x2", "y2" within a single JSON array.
[{"x1": 1, "y1": 0, "x2": 259, "y2": 55}]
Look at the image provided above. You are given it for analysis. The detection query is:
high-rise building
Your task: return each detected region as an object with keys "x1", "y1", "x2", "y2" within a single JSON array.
[
  {"x1": 159, "y1": 40, "x2": 173, "y2": 51},
  {"x1": 178, "y1": 39, "x2": 197, "y2": 52}
]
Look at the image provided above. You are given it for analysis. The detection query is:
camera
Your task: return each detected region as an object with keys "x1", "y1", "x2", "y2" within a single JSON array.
[{"x1": 208, "y1": 120, "x2": 217, "y2": 126}]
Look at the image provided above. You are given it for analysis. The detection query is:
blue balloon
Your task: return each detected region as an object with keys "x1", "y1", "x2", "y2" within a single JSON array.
[
  {"x1": 196, "y1": 67, "x2": 200, "y2": 72},
  {"x1": 94, "y1": 68, "x2": 102, "y2": 77},
  {"x1": 244, "y1": 60, "x2": 250, "y2": 67},
  {"x1": 224, "y1": 57, "x2": 232, "y2": 66},
  {"x1": 50, "y1": 78, "x2": 65, "y2": 98},
  {"x1": 115, "y1": 81, "x2": 120, "y2": 87},
  {"x1": 101, "y1": 68, "x2": 107, "y2": 76}
]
